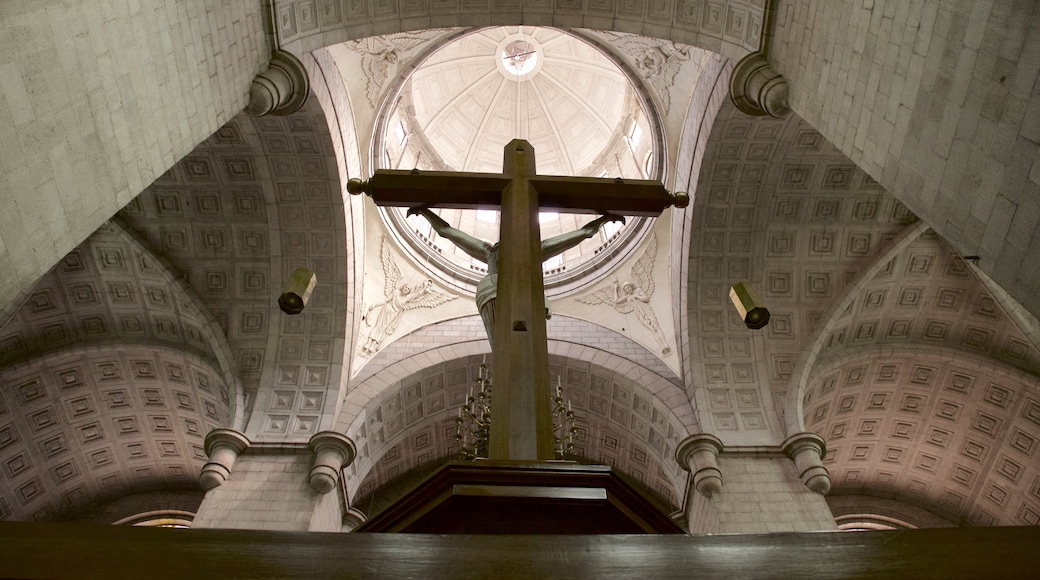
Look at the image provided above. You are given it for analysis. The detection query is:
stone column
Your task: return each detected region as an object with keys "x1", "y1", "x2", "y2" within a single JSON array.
[
  {"x1": 783, "y1": 432, "x2": 832, "y2": 494},
  {"x1": 342, "y1": 507, "x2": 367, "y2": 532},
  {"x1": 308, "y1": 432, "x2": 357, "y2": 494},
  {"x1": 245, "y1": 50, "x2": 309, "y2": 117},
  {"x1": 729, "y1": 51, "x2": 790, "y2": 118},
  {"x1": 193, "y1": 439, "x2": 354, "y2": 531},
  {"x1": 676, "y1": 434, "x2": 724, "y2": 497},
  {"x1": 199, "y1": 429, "x2": 250, "y2": 490}
]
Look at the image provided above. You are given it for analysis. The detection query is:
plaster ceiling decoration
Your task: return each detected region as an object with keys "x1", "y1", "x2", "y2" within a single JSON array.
[
  {"x1": 344, "y1": 30, "x2": 457, "y2": 109},
  {"x1": 688, "y1": 104, "x2": 1040, "y2": 527},
  {"x1": 358, "y1": 234, "x2": 460, "y2": 359},
  {"x1": 0, "y1": 222, "x2": 232, "y2": 381},
  {"x1": 119, "y1": 99, "x2": 350, "y2": 439},
  {"x1": 805, "y1": 348, "x2": 1040, "y2": 527},
  {"x1": 0, "y1": 346, "x2": 229, "y2": 521},
  {"x1": 688, "y1": 102, "x2": 913, "y2": 445},
  {"x1": 574, "y1": 232, "x2": 676, "y2": 363},
  {"x1": 0, "y1": 190, "x2": 238, "y2": 522},
  {"x1": 357, "y1": 26, "x2": 664, "y2": 296},
  {"x1": 593, "y1": 32, "x2": 697, "y2": 115},
  {"x1": 800, "y1": 235, "x2": 1040, "y2": 527}
]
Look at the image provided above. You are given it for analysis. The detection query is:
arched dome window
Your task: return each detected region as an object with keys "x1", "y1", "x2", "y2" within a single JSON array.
[{"x1": 113, "y1": 510, "x2": 195, "y2": 529}]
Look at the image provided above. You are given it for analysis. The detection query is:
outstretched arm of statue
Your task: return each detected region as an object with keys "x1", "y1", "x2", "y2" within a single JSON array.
[
  {"x1": 364, "y1": 298, "x2": 388, "y2": 325},
  {"x1": 540, "y1": 212, "x2": 626, "y2": 259},
  {"x1": 407, "y1": 205, "x2": 491, "y2": 262}
]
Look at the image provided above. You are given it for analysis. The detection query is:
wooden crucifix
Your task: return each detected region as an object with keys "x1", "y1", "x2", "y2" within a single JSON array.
[{"x1": 348, "y1": 140, "x2": 687, "y2": 461}]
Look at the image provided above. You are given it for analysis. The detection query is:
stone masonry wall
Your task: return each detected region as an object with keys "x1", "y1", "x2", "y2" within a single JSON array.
[
  {"x1": 0, "y1": 1, "x2": 270, "y2": 325},
  {"x1": 687, "y1": 454, "x2": 836, "y2": 534},
  {"x1": 771, "y1": 0, "x2": 1040, "y2": 319},
  {"x1": 192, "y1": 453, "x2": 325, "y2": 531}
]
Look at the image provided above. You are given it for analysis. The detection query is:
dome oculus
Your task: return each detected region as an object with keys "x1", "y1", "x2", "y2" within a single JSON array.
[{"x1": 498, "y1": 36, "x2": 541, "y2": 78}]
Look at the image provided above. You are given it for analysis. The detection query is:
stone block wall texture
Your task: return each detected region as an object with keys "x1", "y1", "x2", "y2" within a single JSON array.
[
  {"x1": 308, "y1": 487, "x2": 343, "y2": 532},
  {"x1": 192, "y1": 453, "x2": 325, "y2": 531},
  {"x1": 0, "y1": 0, "x2": 270, "y2": 325},
  {"x1": 688, "y1": 454, "x2": 837, "y2": 534},
  {"x1": 772, "y1": 0, "x2": 1040, "y2": 319}
]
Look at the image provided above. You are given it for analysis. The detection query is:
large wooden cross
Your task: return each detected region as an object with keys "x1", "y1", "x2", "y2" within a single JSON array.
[{"x1": 349, "y1": 140, "x2": 685, "y2": 461}]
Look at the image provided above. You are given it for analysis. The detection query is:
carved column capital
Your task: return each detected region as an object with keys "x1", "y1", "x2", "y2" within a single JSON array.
[
  {"x1": 200, "y1": 429, "x2": 250, "y2": 490},
  {"x1": 729, "y1": 51, "x2": 790, "y2": 118},
  {"x1": 676, "y1": 433, "x2": 724, "y2": 497},
  {"x1": 308, "y1": 431, "x2": 357, "y2": 494},
  {"x1": 782, "y1": 431, "x2": 831, "y2": 494},
  {"x1": 246, "y1": 49, "x2": 309, "y2": 117}
]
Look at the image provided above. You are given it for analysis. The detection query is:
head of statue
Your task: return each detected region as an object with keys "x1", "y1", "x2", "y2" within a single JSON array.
[
  {"x1": 622, "y1": 281, "x2": 636, "y2": 294},
  {"x1": 400, "y1": 284, "x2": 412, "y2": 295}
]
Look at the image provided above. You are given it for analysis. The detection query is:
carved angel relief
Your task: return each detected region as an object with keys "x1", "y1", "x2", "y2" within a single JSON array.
[
  {"x1": 577, "y1": 234, "x2": 671, "y2": 356},
  {"x1": 347, "y1": 31, "x2": 448, "y2": 109},
  {"x1": 600, "y1": 33, "x2": 692, "y2": 115},
  {"x1": 360, "y1": 236, "x2": 457, "y2": 357}
]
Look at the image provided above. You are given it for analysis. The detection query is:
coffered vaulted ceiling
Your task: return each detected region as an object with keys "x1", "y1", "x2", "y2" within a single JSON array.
[{"x1": 0, "y1": 27, "x2": 1038, "y2": 529}]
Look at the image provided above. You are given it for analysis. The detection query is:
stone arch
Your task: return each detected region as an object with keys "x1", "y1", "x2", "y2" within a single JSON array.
[
  {"x1": 0, "y1": 344, "x2": 232, "y2": 521},
  {"x1": 336, "y1": 314, "x2": 694, "y2": 435},
  {"x1": 669, "y1": 53, "x2": 734, "y2": 400},
  {"x1": 304, "y1": 46, "x2": 370, "y2": 388},
  {"x1": 109, "y1": 219, "x2": 247, "y2": 430},
  {"x1": 343, "y1": 351, "x2": 694, "y2": 515},
  {"x1": 274, "y1": 1, "x2": 767, "y2": 61},
  {"x1": 783, "y1": 220, "x2": 929, "y2": 436},
  {"x1": 802, "y1": 343, "x2": 1040, "y2": 526}
]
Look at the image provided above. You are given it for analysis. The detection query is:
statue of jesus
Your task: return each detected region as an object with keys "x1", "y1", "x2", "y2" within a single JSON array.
[{"x1": 407, "y1": 206, "x2": 624, "y2": 342}]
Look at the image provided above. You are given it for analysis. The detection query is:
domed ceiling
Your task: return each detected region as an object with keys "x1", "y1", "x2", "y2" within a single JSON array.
[{"x1": 373, "y1": 27, "x2": 663, "y2": 294}]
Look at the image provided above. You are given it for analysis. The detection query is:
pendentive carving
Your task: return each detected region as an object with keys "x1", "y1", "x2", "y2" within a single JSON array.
[
  {"x1": 577, "y1": 233, "x2": 671, "y2": 355},
  {"x1": 600, "y1": 33, "x2": 692, "y2": 115},
  {"x1": 347, "y1": 31, "x2": 450, "y2": 109},
  {"x1": 360, "y1": 235, "x2": 457, "y2": 357}
]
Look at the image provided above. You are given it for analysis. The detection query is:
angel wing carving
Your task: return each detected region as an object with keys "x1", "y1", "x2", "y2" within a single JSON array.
[
  {"x1": 598, "y1": 33, "x2": 691, "y2": 114},
  {"x1": 361, "y1": 237, "x2": 458, "y2": 357},
  {"x1": 577, "y1": 233, "x2": 658, "y2": 312},
  {"x1": 576, "y1": 284, "x2": 634, "y2": 314},
  {"x1": 630, "y1": 232, "x2": 657, "y2": 298},
  {"x1": 403, "y1": 280, "x2": 457, "y2": 311},
  {"x1": 350, "y1": 32, "x2": 447, "y2": 108},
  {"x1": 576, "y1": 234, "x2": 671, "y2": 355},
  {"x1": 380, "y1": 235, "x2": 402, "y2": 300}
]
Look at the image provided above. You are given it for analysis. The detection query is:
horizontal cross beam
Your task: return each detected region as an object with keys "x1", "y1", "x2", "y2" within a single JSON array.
[{"x1": 348, "y1": 170, "x2": 687, "y2": 217}]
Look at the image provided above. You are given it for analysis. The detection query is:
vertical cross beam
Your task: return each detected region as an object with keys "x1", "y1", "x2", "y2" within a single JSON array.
[
  {"x1": 351, "y1": 139, "x2": 684, "y2": 463},
  {"x1": 491, "y1": 140, "x2": 554, "y2": 461}
]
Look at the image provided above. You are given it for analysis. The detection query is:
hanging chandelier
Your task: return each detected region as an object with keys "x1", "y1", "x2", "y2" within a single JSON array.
[{"x1": 454, "y1": 358, "x2": 579, "y2": 460}]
